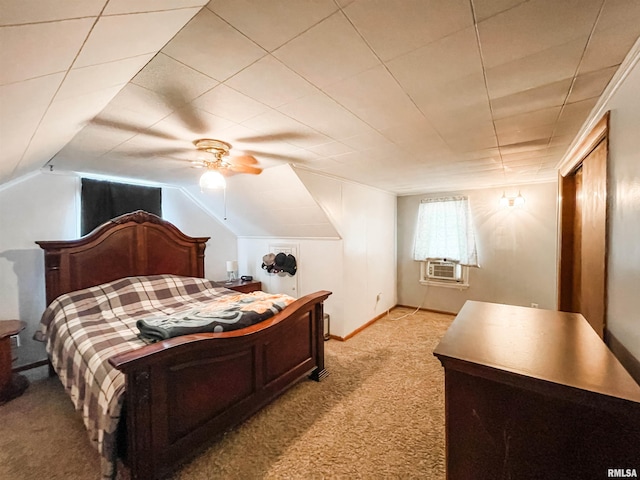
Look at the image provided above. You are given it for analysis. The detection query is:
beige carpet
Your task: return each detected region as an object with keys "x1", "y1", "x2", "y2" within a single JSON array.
[{"x1": 0, "y1": 307, "x2": 453, "y2": 480}]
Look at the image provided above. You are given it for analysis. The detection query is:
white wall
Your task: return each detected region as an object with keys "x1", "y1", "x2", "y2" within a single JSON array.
[
  {"x1": 604, "y1": 55, "x2": 640, "y2": 362},
  {"x1": 397, "y1": 182, "x2": 558, "y2": 313},
  {"x1": 0, "y1": 172, "x2": 237, "y2": 366},
  {"x1": 162, "y1": 188, "x2": 237, "y2": 281},
  {"x1": 0, "y1": 172, "x2": 79, "y2": 364},
  {"x1": 238, "y1": 236, "x2": 344, "y2": 335},
  {"x1": 295, "y1": 170, "x2": 397, "y2": 338}
]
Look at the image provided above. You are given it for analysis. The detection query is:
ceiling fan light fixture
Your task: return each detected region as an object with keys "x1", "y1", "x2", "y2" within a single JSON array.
[{"x1": 199, "y1": 169, "x2": 226, "y2": 191}]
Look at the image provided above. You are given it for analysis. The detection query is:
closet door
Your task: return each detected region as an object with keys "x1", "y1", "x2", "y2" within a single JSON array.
[{"x1": 559, "y1": 114, "x2": 608, "y2": 338}]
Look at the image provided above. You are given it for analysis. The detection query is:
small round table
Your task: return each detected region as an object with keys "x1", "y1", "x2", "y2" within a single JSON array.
[{"x1": 0, "y1": 320, "x2": 29, "y2": 404}]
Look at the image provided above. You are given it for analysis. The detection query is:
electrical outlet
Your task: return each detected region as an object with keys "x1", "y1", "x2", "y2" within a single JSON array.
[{"x1": 530, "y1": 303, "x2": 539, "y2": 308}]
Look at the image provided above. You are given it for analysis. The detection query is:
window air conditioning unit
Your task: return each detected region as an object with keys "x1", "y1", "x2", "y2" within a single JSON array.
[{"x1": 426, "y1": 259, "x2": 462, "y2": 281}]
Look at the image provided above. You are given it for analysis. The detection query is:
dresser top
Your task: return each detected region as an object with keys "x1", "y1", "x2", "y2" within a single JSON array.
[{"x1": 433, "y1": 301, "x2": 640, "y2": 405}]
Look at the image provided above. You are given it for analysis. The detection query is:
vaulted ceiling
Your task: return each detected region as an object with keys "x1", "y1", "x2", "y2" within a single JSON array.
[{"x1": 2, "y1": 0, "x2": 639, "y2": 195}]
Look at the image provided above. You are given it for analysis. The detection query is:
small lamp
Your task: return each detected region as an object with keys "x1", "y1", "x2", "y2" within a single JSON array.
[{"x1": 226, "y1": 260, "x2": 238, "y2": 283}]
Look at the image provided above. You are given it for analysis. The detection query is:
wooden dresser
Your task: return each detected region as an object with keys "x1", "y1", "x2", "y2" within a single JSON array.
[{"x1": 433, "y1": 301, "x2": 640, "y2": 480}]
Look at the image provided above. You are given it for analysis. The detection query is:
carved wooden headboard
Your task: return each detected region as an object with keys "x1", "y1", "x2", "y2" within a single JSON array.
[{"x1": 36, "y1": 210, "x2": 210, "y2": 305}]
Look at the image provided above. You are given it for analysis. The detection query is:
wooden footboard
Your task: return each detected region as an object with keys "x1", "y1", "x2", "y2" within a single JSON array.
[{"x1": 109, "y1": 290, "x2": 331, "y2": 480}]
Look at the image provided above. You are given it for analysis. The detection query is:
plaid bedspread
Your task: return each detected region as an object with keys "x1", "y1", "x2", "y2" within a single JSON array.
[{"x1": 34, "y1": 274, "x2": 293, "y2": 477}]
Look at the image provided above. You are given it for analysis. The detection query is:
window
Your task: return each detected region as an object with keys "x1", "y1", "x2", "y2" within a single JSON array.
[
  {"x1": 81, "y1": 178, "x2": 162, "y2": 235},
  {"x1": 413, "y1": 196, "x2": 478, "y2": 287}
]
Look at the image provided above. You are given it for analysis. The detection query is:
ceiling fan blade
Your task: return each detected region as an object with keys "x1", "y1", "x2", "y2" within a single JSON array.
[
  {"x1": 228, "y1": 154, "x2": 258, "y2": 165},
  {"x1": 91, "y1": 117, "x2": 178, "y2": 141},
  {"x1": 228, "y1": 164, "x2": 262, "y2": 175}
]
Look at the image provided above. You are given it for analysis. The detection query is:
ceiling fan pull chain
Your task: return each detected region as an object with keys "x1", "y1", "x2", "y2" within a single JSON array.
[{"x1": 224, "y1": 188, "x2": 227, "y2": 221}]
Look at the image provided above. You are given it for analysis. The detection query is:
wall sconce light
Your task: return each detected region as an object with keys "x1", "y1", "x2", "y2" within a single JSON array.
[{"x1": 500, "y1": 191, "x2": 525, "y2": 208}]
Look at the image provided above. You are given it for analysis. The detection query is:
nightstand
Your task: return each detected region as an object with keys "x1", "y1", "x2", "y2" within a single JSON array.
[
  {"x1": 216, "y1": 279, "x2": 262, "y2": 294},
  {"x1": 0, "y1": 320, "x2": 29, "y2": 404}
]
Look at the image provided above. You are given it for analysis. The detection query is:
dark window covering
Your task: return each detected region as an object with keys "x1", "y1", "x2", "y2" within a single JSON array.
[{"x1": 81, "y1": 178, "x2": 162, "y2": 235}]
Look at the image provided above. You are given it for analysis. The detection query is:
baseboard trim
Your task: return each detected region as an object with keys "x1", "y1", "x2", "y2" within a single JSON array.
[
  {"x1": 329, "y1": 305, "x2": 456, "y2": 341},
  {"x1": 13, "y1": 358, "x2": 49, "y2": 373},
  {"x1": 331, "y1": 311, "x2": 389, "y2": 341},
  {"x1": 605, "y1": 329, "x2": 640, "y2": 385},
  {"x1": 395, "y1": 304, "x2": 457, "y2": 316}
]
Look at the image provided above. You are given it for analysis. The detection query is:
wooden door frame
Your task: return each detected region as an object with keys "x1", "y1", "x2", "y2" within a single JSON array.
[{"x1": 557, "y1": 112, "x2": 609, "y2": 332}]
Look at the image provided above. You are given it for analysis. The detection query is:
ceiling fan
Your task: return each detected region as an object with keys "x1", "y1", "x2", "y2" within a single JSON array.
[
  {"x1": 190, "y1": 139, "x2": 262, "y2": 190},
  {"x1": 82, "y1": 84, "x2": 309, "y2": 188}
]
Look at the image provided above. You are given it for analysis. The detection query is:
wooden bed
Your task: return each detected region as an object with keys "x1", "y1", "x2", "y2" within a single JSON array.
[{"x1": 36, "y1": 210, "x2": 331, "y2": 480}]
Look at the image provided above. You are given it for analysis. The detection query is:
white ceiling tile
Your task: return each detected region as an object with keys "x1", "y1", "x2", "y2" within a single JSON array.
[
  {"x1": 131, "y1": 53, "x2": 218, "y2": 106},
  {"x1": 339, "y1": 129, "x2": 398, "y2": 151},
  {"x1": 497, "y1": 124, "x2": 555, "y2": 146},
  {"x1": 193, "y1": 85, "x2": 269, "y2": 124},
  {"x1": 225, "y1": 55, "x2": 318, "y2": 108},
  {"x1": 162, "y1": 8, "x2": 266, "y2": 82},
  {"x1": 74, "y1": 8, "x2": 201, "y2": 68},
  {"x1": 485, "y1": 37, "x2": 587, "y2": 99},
  {"x1": 152, "y1": 106, "x2": 238, "y2": 141},
  {"x1": 494, "y1": 106, "x2": 561, "y2": 135},
  {"x1": 57, "y1": 54, "x2": 153, "y2": 101},
  {"x1": 19, "y1": 84, "x2": 125, "y2": 174},
  {"x1": 343, "y1": 0, "x2": 473, "y2": 61},
  {"x1": 499, "y1": 139, "x2": 549, "y2": 155},
  {"x1": 412, "y1": 72, "x2": 490, "y2": 120},
  {"x1": 548, "y1": 135, "x2": 574, "y2": 149},
  {"x1": 477, "y1": 0, "x2": 602, "y2": 68},
  {"x1": 306, "y1": 141, "x2": 353, "y2": 157},
  {"x1": 566, "y1": 66, "x2": 618, "y2": 104},
  {"x1": 0, "y1": 73, "x2": 65, "y2": 176},
  {"x1": 211, "y1": 0, "x2": 338, "y2": 52},
  {"x1": 278, "y1": 92, "x2": 375, "y2": 140},
  {"x1": 324, "y1": 65, "x2": 424, "y2": 131},
  {"x1": 241, "y1": 110, "x2": 331, "y2": 149},
  {"x1": 56, "y1": 119, "x2": 143, "y2": 159},
  {"x1": 103, "y1": 0, "x2": 207, "y2": 15},
  {"x1": 0, "y1": 19, "x2": 94, "y2": 85},
  {"x1": 559, "y1": 97, "x2": 599, "y2": 123},
  {"x1": 578, "y1": 22, "x2": 640, "y2": 74},
  {"x1": 0, "y1": 0, "x2": 105, "y2": 26},
  {"x1": 593, "y1": 0, "x2": 640, "y2": 31},
  {"x1": 388, "y1": 26, "x2": 482, "y2": 92},
  {"x1": 444, "y1": 133, "x2": 498, "y2": 153},
  {"x1": 0, "y1": 74, "x2": 63, "y2": 126},
  {"x1": 431, "y1": 105, "x2": 494, "y2": 138},
  {"x1": 380, "y1": 118, "x2": 443, "y2": 147},
  {"x1": 490, "y1": 78, "x2": 572, "y2": 119},
  {"x1": 106, "y1": 83, "x2": 176, "y2": 123},
  {"x1": 501, "y1": 147, "x2": 565, "y2": 165},
  {"x1": 273, "y1": 12, "x2": 380, "y2": 89},
  {"x1": 553, "y1": 98, "x2": 599, "y2": 137},
  {"x1": 471, "y1": 0, "x2": 527, "y2": 22}
]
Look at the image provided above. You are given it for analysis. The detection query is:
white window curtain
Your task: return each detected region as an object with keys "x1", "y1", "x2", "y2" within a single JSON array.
[{"x1": 413, "y1": 196, "x2": 479, "y2": 266}]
